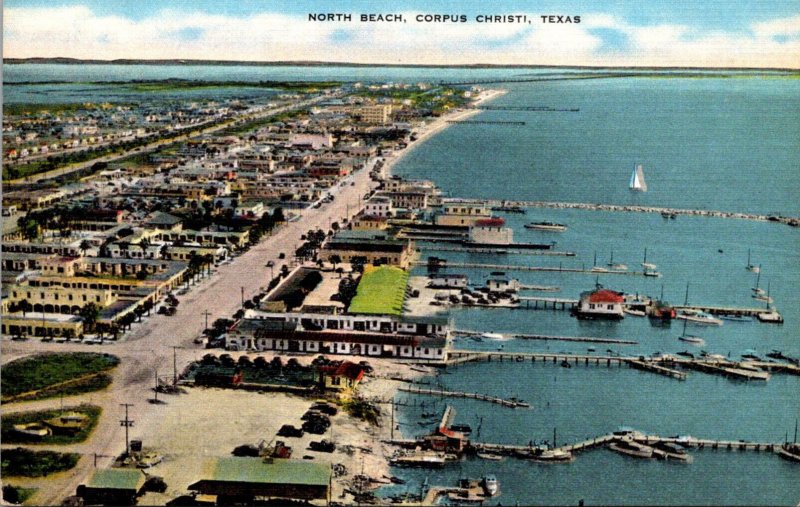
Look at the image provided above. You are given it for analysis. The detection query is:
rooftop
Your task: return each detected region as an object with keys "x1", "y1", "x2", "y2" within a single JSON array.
[
  {"x1": 349, "y1": 265, "x2": 409, "y2": 316},
  {"x1": 86, "y1": 468, "x2": 146, "y2": 491},
  {"x1": 204, "y1": 457, "x2": 330, "y2": 487}
]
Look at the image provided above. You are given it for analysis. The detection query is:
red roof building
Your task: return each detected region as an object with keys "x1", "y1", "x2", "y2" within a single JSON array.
[{"x1": 575, "y1": 288, "x2": 625, "y2": 320}]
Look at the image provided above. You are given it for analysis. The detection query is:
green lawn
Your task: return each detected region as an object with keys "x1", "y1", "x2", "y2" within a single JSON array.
[
  {"x1": 1, "y1": 352, "x2": 119, "y2": 402},
  {"x1": 348, "y1": 266, "x2": 409, "y2": 316},
  {"x1": 1, "y1": 405, "x2": 102, "y2": 445},
  {"x1": 1, "y1": 448, "x2": 81, "y2": 477}
]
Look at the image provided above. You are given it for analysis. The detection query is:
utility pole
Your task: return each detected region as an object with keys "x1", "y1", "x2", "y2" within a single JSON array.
[
  {"x1": 119, "y1": 403, "x2": 134, "y2": 456},
  {"x1": 172, "y1": 346, "x2": 178, "y2": 385},
  {"x1": 201, "y1": 310, "x2": 212, "y2": 333},
  {"x1": 241, "y1": 286, "x2": 245, "y2": 308}
]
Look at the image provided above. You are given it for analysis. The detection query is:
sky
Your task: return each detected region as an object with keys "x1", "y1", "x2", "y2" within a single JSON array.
[{"x1": 3, "y1": 0, "x2": 800, "y2": 68}]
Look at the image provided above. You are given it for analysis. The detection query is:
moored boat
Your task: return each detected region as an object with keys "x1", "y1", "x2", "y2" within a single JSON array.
[
  {"x1": 678, "y1": 335, "x2": 705, "y2": 346},
  {"x1": 651, "y1": 441, "x2": 693, "y2": 462},
  {"x1": 677, "y1": 311, "x2": 723, "y2": 326},
  {"x1": 530, "y1": 448, "x2": 575, "y2": 463},
  {"x1": 608, "y1": 438, "x2": 655, "y2": 459},
  {"x1": 525, "y1": 221, "x2": 567, "y2": 232},
  {"x1": 777, "y1": 443, "x2": 800, "y2": 462},
  {"x1": 482, "y1": 474, "x2": 499, "y2": 496}
]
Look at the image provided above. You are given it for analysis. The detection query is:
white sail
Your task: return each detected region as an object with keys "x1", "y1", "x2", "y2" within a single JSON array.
[{"x1": 629, "y1": 164, "x2": 647, "y2": 192}]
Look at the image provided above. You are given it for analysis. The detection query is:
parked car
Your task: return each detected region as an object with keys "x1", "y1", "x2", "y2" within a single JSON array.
[
  {"x1": 277, "y1": 425, "x2": 304, "y2": 438},
  {"x1": 309, "y1": 440, "x2": 336, "y2": 453}
]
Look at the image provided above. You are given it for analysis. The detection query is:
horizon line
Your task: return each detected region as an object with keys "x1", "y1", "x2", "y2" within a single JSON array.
[{"x1": 5, "y1": 57, "x2": 800, "y2": 72}]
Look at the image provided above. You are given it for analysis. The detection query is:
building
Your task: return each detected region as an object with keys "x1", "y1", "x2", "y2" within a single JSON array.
[
  {"x1": 188, "y1": 458, "x2": 331, "y2": 503},
  {"x1": 78, "y1": 469, "x2": 147, "y2": 506},
  {"x1": 574, "y1": 288, "x2": 625, "y2": 320},
  {"x1": 428, "y1": 274, "x2": 469, "y2": 289},
  {"x1": 320, "y1": 230, "x2": 414, "y2": 268},
  {"x1": 434, "y1": 202, "x2": 492, "y2": 226},
  {"x1": 320, "y1": 361, "x2": 365, "y2": 390},
  {"x1": 468, "y1": 218, "x2": 513, "y2": 245},
  {"x1": 357, "y1": 104, "x2": 393, "y2": 125},
  {"x1": 363, "y1": 196, "x2": 394, "y2": 218},
  {"x1": 486, "y1": 277, "x2": 520, "y2": 292}
]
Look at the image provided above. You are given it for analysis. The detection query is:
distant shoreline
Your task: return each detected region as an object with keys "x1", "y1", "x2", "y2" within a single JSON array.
[{"x1": 4, "y1": 58, "x2": 799, "y2": 72}]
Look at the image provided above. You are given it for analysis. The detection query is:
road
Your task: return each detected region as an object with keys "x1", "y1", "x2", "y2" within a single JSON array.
[{"x1": 1, "y1": 159, "x2": 377, "y2": 505}]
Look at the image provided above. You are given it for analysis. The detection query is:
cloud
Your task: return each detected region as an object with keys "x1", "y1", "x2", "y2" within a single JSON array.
[{"x1": 3, "y1": 5, "x2": 799, "y2": 68}]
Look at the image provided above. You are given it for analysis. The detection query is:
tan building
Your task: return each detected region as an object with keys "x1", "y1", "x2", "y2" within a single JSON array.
[
  {"x1": 320, "y1": 231, "x2": 414, "y2": 268},
  {"x1": 357, "y1": 104, "x2": 393, "y2": 125},
  {"x1": 434, "y1": 202, "x2": 492, "y2": 226}
]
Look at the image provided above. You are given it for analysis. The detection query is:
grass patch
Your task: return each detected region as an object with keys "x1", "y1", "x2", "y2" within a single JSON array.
[
  {"x1": 1, "y1": 405, "x2": 102, "y2": 445},
  {"x1": 348, "y1": 265, "x2": 409, "y2": 316},
  {"x1": 1, "y1": 448, "x2": 81, "y2": 477},
  {"x1": 1, "y1": 352, "x2": 119, "y2": 403},
  {"x1": 341, "y1": 397, "x2": 381, "y2": 425}
]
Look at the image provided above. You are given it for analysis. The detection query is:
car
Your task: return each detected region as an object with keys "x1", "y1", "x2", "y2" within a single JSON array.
[
  {"x1": 83, "y1": 337, "x2": 103, "y2": 345},
  {"x1": 309, "y1": 440, "x2": 336, "y2": 453},
  {"x1": 136, "y1": 452, "x2": 163, "y2": 468},
  {"x1": 277, "y1": 424, "x2": 304, "y2": 438}
]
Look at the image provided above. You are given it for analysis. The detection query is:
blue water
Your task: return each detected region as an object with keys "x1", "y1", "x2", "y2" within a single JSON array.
[{"x1": 5, "y1": 64, "x2": 799, "y2": 505}]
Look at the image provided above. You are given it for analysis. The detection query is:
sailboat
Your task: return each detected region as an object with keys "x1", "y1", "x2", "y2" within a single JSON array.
[
  {"x1": 745, "y1": 249, "x2": 760, "y2": 273},
  {"x1": 751, "y1": 266, "x2": 766, "y2": 296},
  {"x1": 607, "y1": 251, "x2": 628, "y2": 270},
  {"x1": 676, "y1": 282, "x2": 722, "y2": 326},
  {"x1": 591, "y1": 251, "x2": 609, "y2": 272},
  {"x1": 677, "y1": 283, "x2": 705, "y2": 345},
  {"x1": 753, "y1": 281, "x2": 773, "y2": 304},
  {"x1": 629, "y1": 163, "x2": 648, "y2": 192},
  {"x1": 641, "y1": 248, "x2": 660, "y2": 277}
]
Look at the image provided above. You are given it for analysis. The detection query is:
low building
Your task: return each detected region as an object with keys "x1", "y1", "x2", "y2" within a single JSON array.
[
  {"x1": 320, "y1": 361, "x2": 365, "y2": 390},
  {"x1": 428, "y1": 274, "x2": 469, "y2": 289},
  {"x1": 434, "y1": 201, "x2": 492, "y2": 226},
  {"x1": 487, "y1": 277, "x2": 520, "y2": 292},
  {"x1": 468, "y1": 218, "x2": 513, "y2": 245},
  {"x1": 79, "y1": 468, "x2": 147, "y2": 506},
  {"x1": 188, "y1": 458, "x2": 331, "y2": 503},
  {"x1": 363, "y1": 196, "x2": 394, "y2": 218},
  {"x1": 320, "y1": 230, "x2": 414, "y2": 268},
  {"x1": 574, "y1": 288, "x2": 625, "y2": 320}
]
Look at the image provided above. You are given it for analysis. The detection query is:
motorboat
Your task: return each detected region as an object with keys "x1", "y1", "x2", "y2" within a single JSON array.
[
  {"x1": 652, "y1": 441, "x2": 693, "y2": 462},
  {"x1": 679, "y1": 335, "x2": 705, "y2": 346},
  {"x1": 677, "y1": 310, "x2": 723, "y2": 326},
  {"x1": 624, "y1": 307, "x2": 646, "y2": 317},
  {"x1": 481, "y1": 332, "x2": 504, "y2": 340},
  {"x1": 482, "y1": 475, "x2": 499, "y2": 496},
  {"x1": 477, "y1": 452, "x2": 504, "y2": 461},
  {"x1": 525, "y1": 221, "x2": 567, "y2": 232},
  {"x1": 530, "y1": 448, "x2": 574, "y2": 462},
  {"x1": 608, "y1": 438, "x2": 655, "y2": 459},
  {"x1": 719, "y1": 314, "x2": 753, "y2": 322},
  {"x1": 676, "y1": 350, "x2": 695, "y2": 358}
]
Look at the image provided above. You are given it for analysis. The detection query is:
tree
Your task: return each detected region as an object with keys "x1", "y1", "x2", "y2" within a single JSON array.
[
  {"x1": 351, "y1": 256, "x2": 367, "y2": 273},
  {"x1": 329, "y1": 254, "x2": 341, "y2": 271},
  {"x1": 17, "y1": 299, "x2": 31, "y2": 317},
  {"x1": 79, "y1": 303, "x2": 100, "y2": 331},
  {"x1": 338, "y1": 275, "x2": 359, "y2": 308},
  {"x1": 272, "y1": 207, "x2": 285, "y2": 223},
  {"x1": 79, "y1": 239, "x2": 92, "y2": 257}
]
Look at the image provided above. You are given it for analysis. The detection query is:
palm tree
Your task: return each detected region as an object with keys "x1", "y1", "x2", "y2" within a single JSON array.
[
  {"x1": 79, "y1": 239, "x2": 92, "y2": 257},
  {"x1": 79, "y1": 303, "x2": 100, "y2": 332},
  {"x1": 18, "y1": 299, "x2": 31, "y2": 317}
]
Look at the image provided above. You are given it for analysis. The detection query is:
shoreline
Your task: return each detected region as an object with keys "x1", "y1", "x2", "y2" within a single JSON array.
[{"x1": 380, "y1": 88, "x2": 506, "y2": 179}]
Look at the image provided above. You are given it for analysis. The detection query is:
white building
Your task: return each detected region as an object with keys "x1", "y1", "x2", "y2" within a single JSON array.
[{"x1": 468, "y1": 218, "x2": 513, "y2": 245}]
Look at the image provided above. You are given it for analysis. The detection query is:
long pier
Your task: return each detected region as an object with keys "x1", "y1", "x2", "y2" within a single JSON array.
[
  {"x1": 453, "y1": 329, "x2": 637, "y2": 345},
  {"x1": 443, "y1": 350, "x2": 800, "y2": 381},
  {"x1": 473, "y1": 105, "x2": 579, "y2": 112},
  {"x1": 412, "y1": 261, "x2": 653, "y2": 276},
  {"x1": 441, "y1": 199, "x2": 800, "y2": 227},
  {"x1": 446, "y1": 120, "x2": 526, "y2": 125},
  {"x1": 673, "y1": 304, "x2": 778, "y2": 318},
  {"x1": 418, "y1": 244, "x2": 576, "y2": 256},
  {"x1": 398, "y1": 385, "x2": 531, "y2": 408}
]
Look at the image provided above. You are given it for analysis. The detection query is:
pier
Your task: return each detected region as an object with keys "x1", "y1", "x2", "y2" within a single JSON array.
[
  {"x1": 453, "y1": 329, "x2": 638, "y2": 345},
  {"x1": 443, "y1": 350, "x2": 800, "y2": 381},
  {"x1": 673, "y1": 304, "x2": 780, "y2": 318},
  {"x1": 418, "y1": 244, "x2": 576, "y2": 256},
  {"x1": 519, "y1": 296, "x2": 578, "y2": 310},
  {"x1": 412, "y1": 261, "x2": 653, "y2": 276},
  {"x1": 399, "y1": 385, "x2": 531, "y2": 408},
  {"x1": 446, "y1": 120, "x2": 526, "y2": 125},
  {"x1": 474, "y1": 105, "x2": 579, "y2": 112},
  {"x1": 441, "y1": 198, "x2": 799, "y2": 226}
]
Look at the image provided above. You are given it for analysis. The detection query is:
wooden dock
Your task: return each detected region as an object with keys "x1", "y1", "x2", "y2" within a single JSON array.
[
  {"x1": 399, "y1": 385, "x2": 531, "y2": 408},
  {"x1": 453, "y1": 329, "x2": 638, "y2": 345},
  {"x1": 418, "y1": 244, "x2": 576, "y2": 256},
  {"x1": 519, "y1": 296, "x2": 578, "y2": 310},
  {"x1": 625, "y1": 359, "x2": 687, "y2": 380},
  {"x1": 637, "y1": 435, "x2": 780, "y2": 452},
  {"x1": 673, "y1": 304, "x2": 780, "y2": 318},
  {"x1": 412, "y1": 261, "x2": 652, "y2": 276}
]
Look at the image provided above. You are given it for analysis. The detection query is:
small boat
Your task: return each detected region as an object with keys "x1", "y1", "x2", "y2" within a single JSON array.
[
  {"x1": 624, "y1": 308, "x2": 646, "y2": 317},
  {"x1": 608, "y1": 438, "x2": 654, "y2": 459},
  {"x1": 677, "y1": 311, "x2": 723, "y2": 326},
  {"x1": 679, "y1": 335, "x2": 705, "y2": 346},
  {"x1": 629, "y1": 163, "x2": 648, "y2": 192},
  {"x1": 741, "y1": 349, "x2": 762, "y2": 361},
  {"x1": 751, "y1": 266, "x2": 765, "y2": 294},
  {"x1": 477, "y1": 452, "x2": 504, "y2": 461},
  {"x1": 746, "y1": 250, "x2": 760, "y2": 273},
  {"x1": 525, "y1": 221, "x2": 567, "y2": 232},
  {"x1": 676, "y1": 350, "x2": 695, "y2": 358},
  {"x1": 587, "y1": 347, "x2": 596, "y2": 352},
  {"x1": 530, "y1": 448, "x2": 574, "y2": 462},
  {"x1": 482, "y1": 475, "x2": 499, "y2": 496},
  {"x1": 560, "y1": 360, "x2": 572, "y2": 368},
  {"x1": 778, "y1": 442, "x2": 800, "y2": 462},
  {"x1": 390, "y1": 452, "x2": 448, "y2": 468},
  {"x1": 481, "y1": 332, "x2": 504, "y2": 340},
  {"x1": 607, "y1": 251, "x2": 628, "y2": 270},
  {"x1": 490, "y1": 271, "x2": 506, "y2": 276},
  {"x1": 652, "y1": 442, "x2": 693, "y2": 462}
]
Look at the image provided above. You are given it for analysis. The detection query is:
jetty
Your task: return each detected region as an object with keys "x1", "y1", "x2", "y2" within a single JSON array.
[
  {"x1": 447, "y1": 120, "x2": 526, "y2": 125},
  {"x1": 440, "y1": 199, "x2": 800, "y2": 227},
  {"x1": 519, "y1": 296, "x2": 578, "y2": 310},
  {"x1": 399, "y1": 385, "x2": 530, "y2": 408},
  {"x1": 412, "y1": 261, "x2": 654, "y2": 276},
  {"x1": 673, "y1": 304, "x2": 780, "y2": 319},
  {"x1": 453, "y1": 329, "x2": 638, "y2": 345},
  {"x1": 418, "y1": 244, "x2": 576, "y2": 256}
]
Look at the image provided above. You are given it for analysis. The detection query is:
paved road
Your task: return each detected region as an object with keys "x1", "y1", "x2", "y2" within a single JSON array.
[{"x1": 1, "y1": 159, "x2": 376, "y2": 505}]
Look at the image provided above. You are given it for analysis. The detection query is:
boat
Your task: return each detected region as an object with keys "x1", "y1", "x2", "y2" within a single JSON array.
[
  {"x1": 745, "y1": 249, "x2": 760, "y2": 273},
  {"x1": 641, "y1": 248, "x2": 657, "y2": 270},
  {"x1": 607, "y1": 251, "x2": 628, "y2": 270},
  {"x1": 629, "y1": 163, "x2": 648, "y2": 192},
  {"x1": 390, "y1": 452, "x2": 448, "y2": 468},
  {"x1": 481, "y1": 475, "x2": 499, "y2": 496},
  {"x1": 751, "y1": 267, "x2": 765, "y2": 295},
  {"x1": 676, "y1": 350, "x2": 695, "y2": 358},
  {"x1": 741, "y1": 349, "x2": 762, "y2": 361},
  {"x1": 652, "y1": 442, "x2": 693, "y2": 462},
  {"x1": 530, "y1": 448, "x2": 575, "y2": 463},
  {"x1": 481, "y1": 332, "x2": 504, "y2": 340},
  {"x1": 677, "y1": 310, "x2": 723, "y2": 326},
  {"x1": 679, "y1": 335, "x2": 705, "y2": 346},
  {"x1": 752, "y1": 279, "x2": 773, "y2": 303},
  {"x1": 608, "y1": 438, "x2": 655, "y2": 459},
  {"x1": 624, "y1": 307, "x2": 646, "y2": 317},
  {"x1": 525, "y1": 221, "x2": 567, "y2": 232},
  {"x1": 560, "y1": 360, "x2": 572, "y2": 368},
  {"x1": 477, "y1": 452, "x2": 504, "y2": 461},
  {"x1": 778, "y1": 443, "x2": 800, "y2": 462}
]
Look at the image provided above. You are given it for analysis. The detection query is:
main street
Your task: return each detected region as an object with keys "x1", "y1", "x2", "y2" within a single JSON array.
[{"x1": 1, "y1": 157, "x2": 377, "y2": 505}]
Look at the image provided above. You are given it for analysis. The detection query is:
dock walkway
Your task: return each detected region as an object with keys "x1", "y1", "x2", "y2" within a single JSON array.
[
  {"x1": 453, "y1": 329, "x2": 637, "y2": 345},
  {"x1": 399, "y1": 385, "x2": 530, "y2": 408}
]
